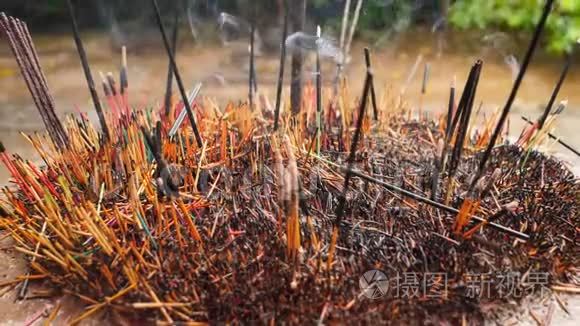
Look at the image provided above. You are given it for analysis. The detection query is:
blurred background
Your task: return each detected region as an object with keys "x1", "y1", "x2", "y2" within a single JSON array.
[{"x1": 1, "y1": 0, "x2": 580, "y2": 181}]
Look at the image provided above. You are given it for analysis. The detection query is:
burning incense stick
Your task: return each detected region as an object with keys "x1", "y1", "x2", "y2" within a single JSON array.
[
  {"x1": 249, "y1": 18, "x2": 256, "y2": 110},
  {"x1": 469, "y1": 0, "x2": 554, "y2": 191},
  {"x1": 518, "y1": 53, "x2": 571, "y2": 148},
  {"x1": 66, "y1": 0, "x2": 110, "y2": 141},
  {"x1": 335, "y1": 59, "x2": 372, "y2": 226},
  {"x1": 316, "y1": 26, "x2": 322, "y2": 155},
  {"x1": 164, "y1": 9, "x2": 179, "y2": 118},
  {"x1": 151, "y1": 0, "x2": 203, "y2": 147},
  {"x1": 419, "y1": 62, "x2": 431, "y2": 119},
  {"x1": 273, "y1": 0, "x2": 289, "y2": 131},
  {"x1": 364, "y1": 47, "x2": 379, "y2": 120},
  {"x1": 538, "y1": 54, "x2": 570, "y2": 130}
]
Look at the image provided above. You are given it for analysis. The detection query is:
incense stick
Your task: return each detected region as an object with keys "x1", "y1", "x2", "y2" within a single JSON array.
[
  {"x1": 151, "y1": 0, "x2": 203, "y2": 147},
  {"x1": 347, "y1": 169, "x2": 529, "y2": 240},
  {"x1": 469, "y1": 0, "x2": 554, "y2": 191},
  {"x1": 538, "y1": 54, "x2": 570, "y2": 130},
  {"x1": 164, "y1": 8, "x2": 179, "y2": 118},
  {"x1": 273, "y1": 0, "x2": 289, "y2": 131},
  {"x1": 316, "y1": 26, "x2": 322, "y2": 155},
  {"x1": 521, "y1": 116, "x2": 580, "y2": 157},
  {"x1": 335, "y1": 62, "x2": 372, "y2": 226},
  {"x1": 249, "y1": 17, "x2": 256, "y2": 110},
  {"x1": 66, "y1": 0, "x2": 110, "y2": 141},
  {"x1": 169, "y1": 83, "x2": 202, "y2": 139},
  {"x1": 364, "y1": 47, "x2": 379, "y2": 120}
]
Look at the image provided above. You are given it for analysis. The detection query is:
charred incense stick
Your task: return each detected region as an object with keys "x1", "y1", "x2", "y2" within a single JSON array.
[
  {"x1": 469, "y1": 0, "x2": 554, "y2": 191},
  {"x1": 446, "y1": 78, "x2": 455, "y2": 134},
  {"x1": 151, "y1": 0, "x2": 202, "y2": 147},
  {"x1": 335, "y1": 65, "x2": 372, "y2": 226},
  {"x1": 347, "y1": 169, "x2": 529, "y2": 240},
  {"x1": 273, "y1": 0, "x2": 289, "y2": 131},
  {"x1": 364, "y1": 47, "x2": 379, "y2": 120},
  {"x1": 328, "y1": 56, "x2": 372, "y2": 271},
  {"x1": 441, "y1": 63, "x2": 477, "y2": 174},
  {"x1": 449, "y1": 60, "x2": 482, "y2": 176},
  {"x1": 164, "y1": 8, "x2": 179, "y2": 118},
  {"x1": 66, "y1": 0, "x2": 110, "y2": 141}
]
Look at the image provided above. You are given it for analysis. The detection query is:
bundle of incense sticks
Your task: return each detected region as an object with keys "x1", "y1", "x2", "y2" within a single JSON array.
[
  {"x1": 0, "y1": 1, "x2": 579, "y2": 324},
  {"x1": 0, "y1": 14, "x2": 68, "y2": 148}
]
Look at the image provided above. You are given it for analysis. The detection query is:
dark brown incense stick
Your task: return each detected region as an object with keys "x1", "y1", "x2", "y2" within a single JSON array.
[
  {"x1": 364, "y1": 48, "x2": 378, "y2": 120},
  {"x1": 440, "y1": 63, "x2": 477, "y2": 172},
  {"x1": 274, "y1": 0, "x2": 289, "y2": 131},
  {"x1": 347, "y1": 169, "x2": 529, "y2": 240},
  {"x1": 444, "y1": 80, "x2": 455, "y2": 143},
  {"x1": 66, "y1": 0, "x2": 110, "y2": 141},
  {"x1": 0, "y1": 15, "x2": 68, "y2": 148},
  {"x1": 469, "y1": 0, "x2": 554, "y2": 190},
  {"x1": 335, "y1": 65, "x2": 372, "y2": 226},
  {"x1": 538, "y1": 54, "x2": 570, "y2": 129},
  {"x1": 449, "y1": 60, "x2": 482, "y2": 177},
  {"x1": 164, "y1": 8, "x2": 179, "y2": 117},
  {"x1": 151, "y1": 0, "x2": 203, "y2": 147},
  {"x1": 521, "y1": 116, "x2": 580, "y2": 157}
]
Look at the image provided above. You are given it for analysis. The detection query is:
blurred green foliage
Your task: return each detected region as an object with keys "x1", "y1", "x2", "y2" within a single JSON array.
[
  {"x1": 311, "y1": 0, "x2": 417, "y2": 31},
  {"x1": 450, "y1": 0, "x2": 580, "y2": 53}
]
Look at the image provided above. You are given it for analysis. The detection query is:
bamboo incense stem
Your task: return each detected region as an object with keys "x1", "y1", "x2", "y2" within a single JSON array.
[
  {"x1": 344, "y1": 0, "x2": 363, "y2": 60},
  {"x1": 151, "y1": 0, "x2": 203, "y2": 147},
  {"x1": 66, "y1": 0, "x2": 110, "y2": 140},
  {"x1": 469, "y1": 0, "x2": 554, "y2": 191}
]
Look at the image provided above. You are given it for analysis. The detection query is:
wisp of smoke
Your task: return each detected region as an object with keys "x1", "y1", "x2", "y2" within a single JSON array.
[
  {"x1": 504, "y1": 55, "x2": 520, "y2": 81},
  {"x1": 217, "y1": 12, "x2": 262, "y2": 52},
  {"x1": 218, "y1": 12, "x2": 249, "y2": 32},
  {"x1": 285, "y1": 32, "x2": 343, "y2": 63}
]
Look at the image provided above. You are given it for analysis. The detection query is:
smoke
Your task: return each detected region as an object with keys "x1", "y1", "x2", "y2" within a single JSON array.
[
  {"x1": 216, "y1": 12, "x2": 262, "y2": 53},
  {"x1": 285, "y1": 32, "x2": 343, "y2": 64},
  {"x1": 503, "y1": 55, "x2": 520, "y2": 82}
]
